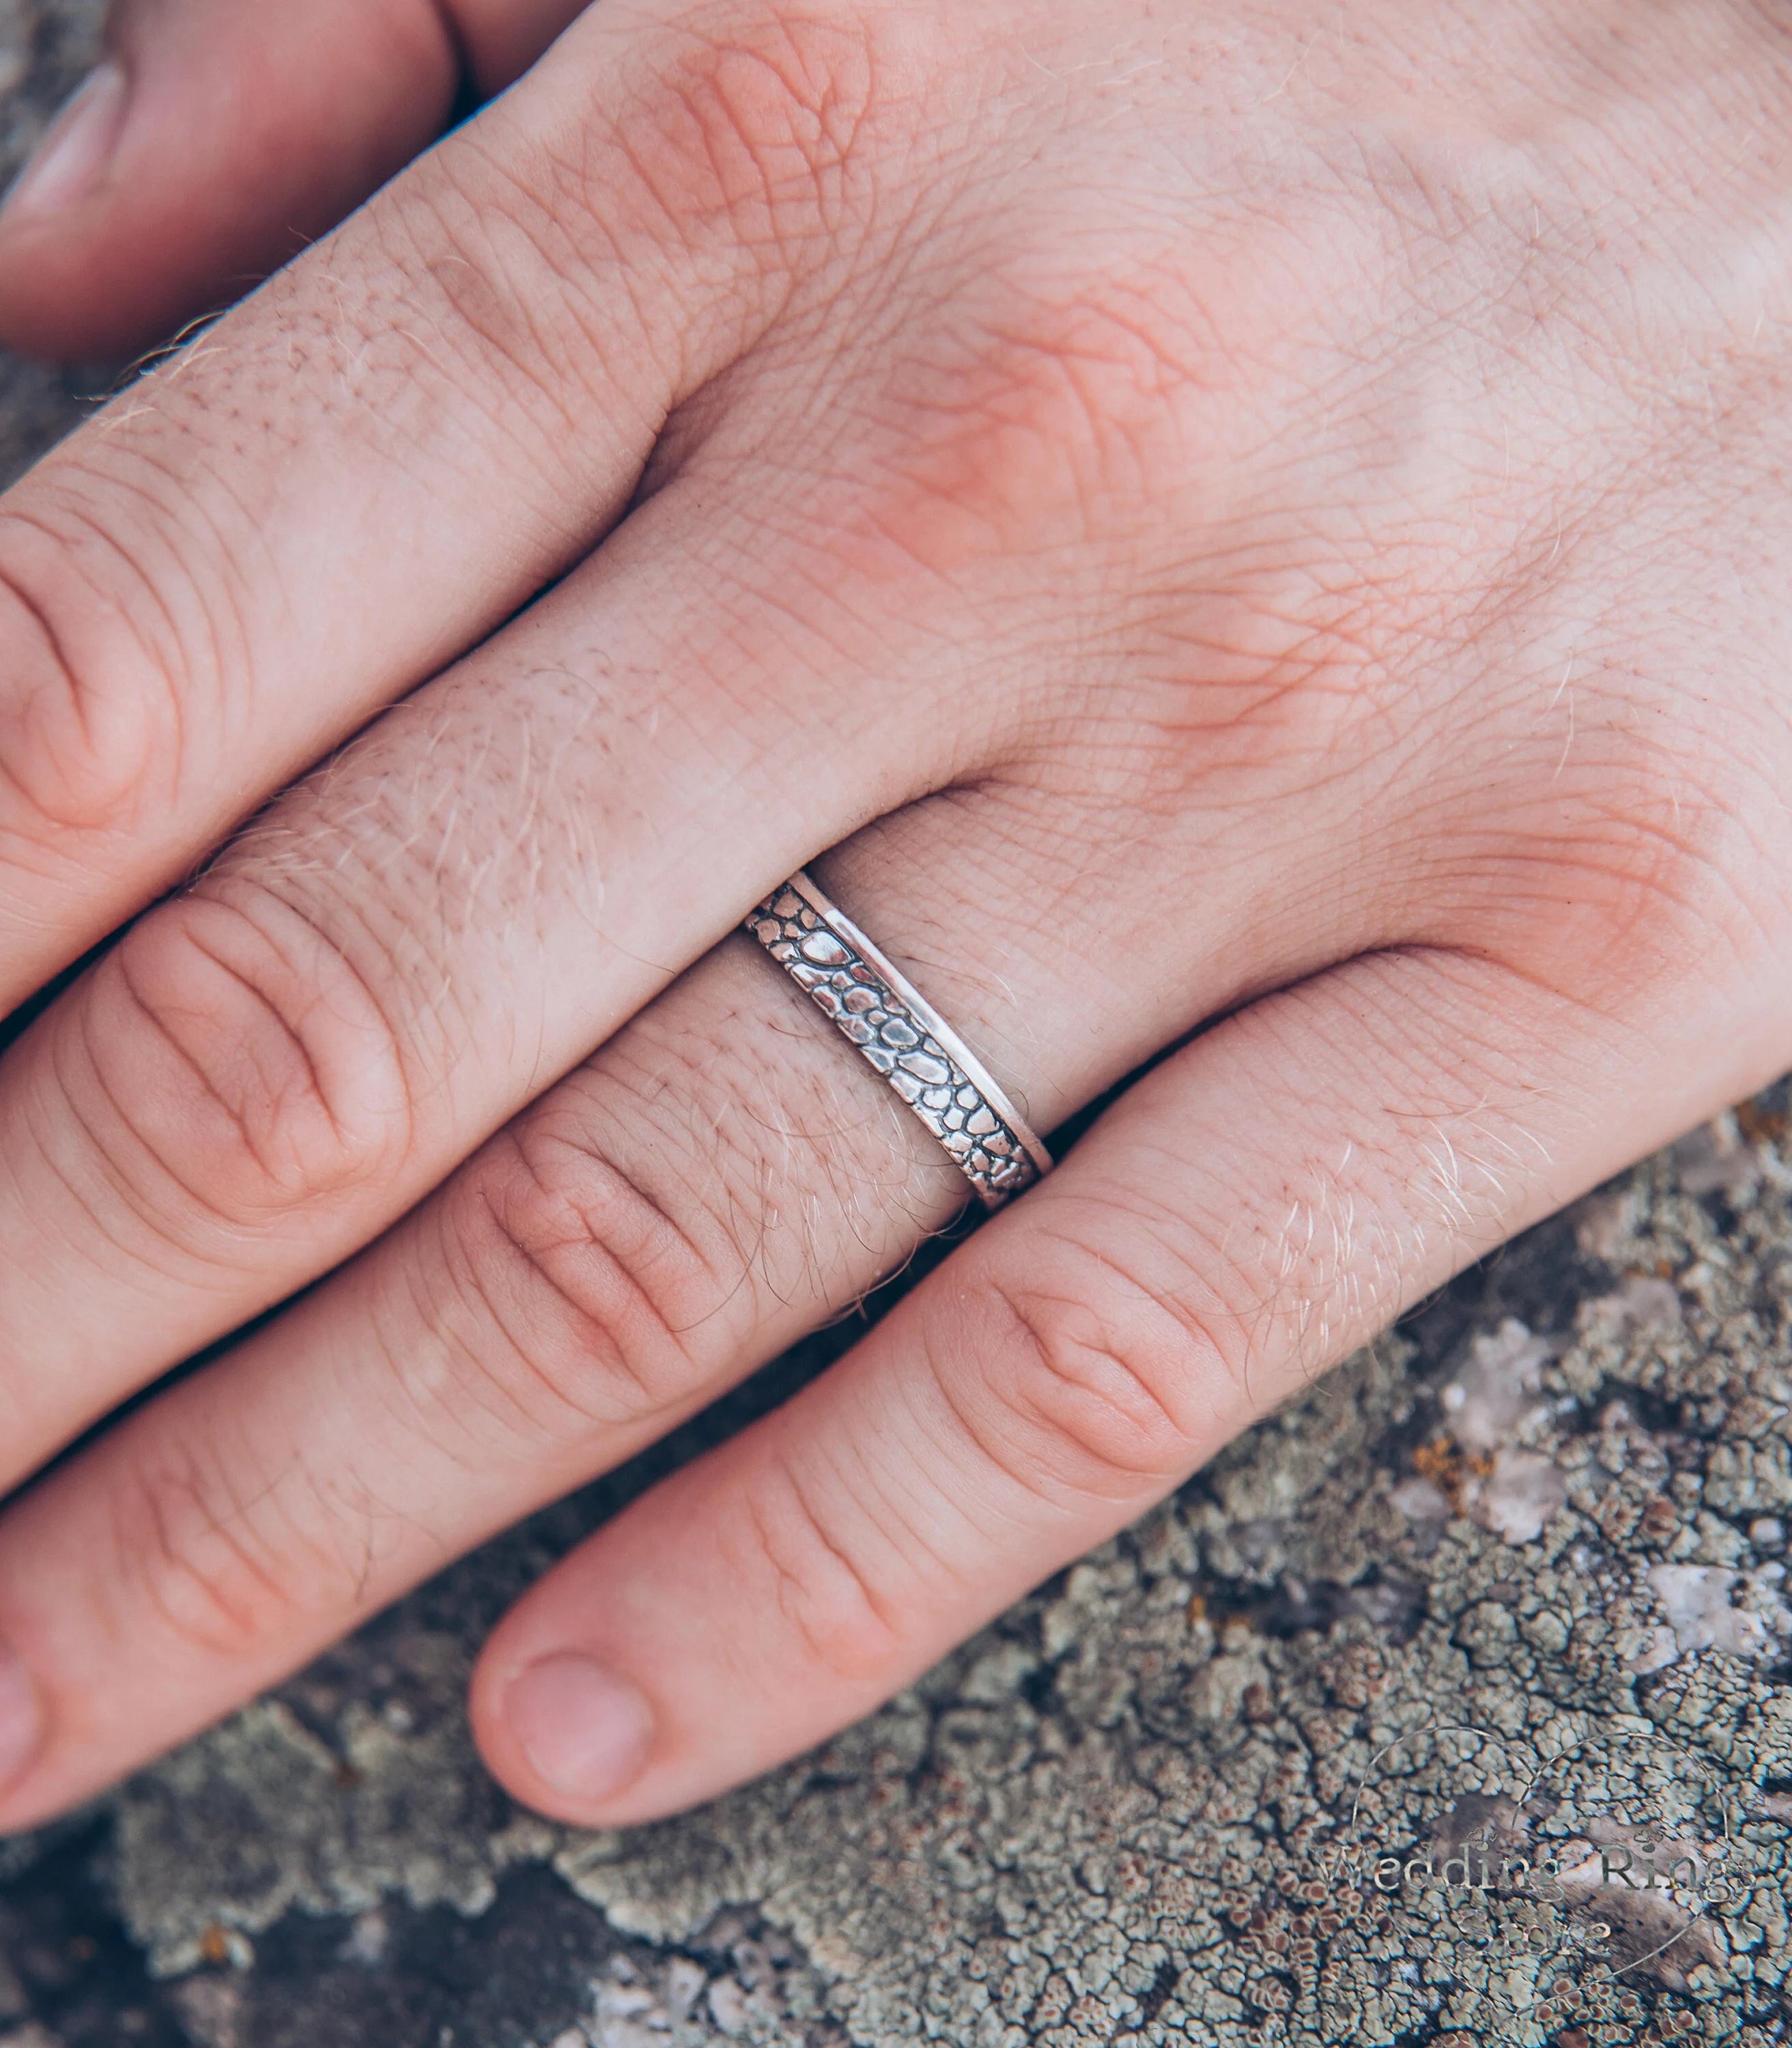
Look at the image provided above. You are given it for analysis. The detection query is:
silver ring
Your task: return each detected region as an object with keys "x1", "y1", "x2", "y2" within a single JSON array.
[{"x1": 746, "y1": 872, "x2": 1053, "y2": 1209}]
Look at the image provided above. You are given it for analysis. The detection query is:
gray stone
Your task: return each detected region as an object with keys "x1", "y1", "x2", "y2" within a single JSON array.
[{"x1": 0, "y1": 0, "x2": 106, "y2": 494}]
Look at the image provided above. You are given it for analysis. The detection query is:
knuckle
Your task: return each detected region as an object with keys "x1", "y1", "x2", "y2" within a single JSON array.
[
  {"x1": 740, "y1": 1453, "x2": 906, "y2": 1684},
  {"x1": 1468, "y1": 689, "x2": 1786, "y2": 1000},
  {"x1": 423, "y1": 1107, "x2": 744, "y2": 1443},
  {"x1": 967, "y1": 1252, "x2": 1218, "y2": 1499},
  {"x1": 362, "y1": 1, "x2": 898, "y2": 422},
  {"x1": 0, "y1": 504, "x2": 190, "y2": 850},
  {"x1": 624, "y1": 2, "x2": 885, "y2": 255},
  {"x1": 91, "y1": 882, "x2": 412, "y2": 1235},
  {"x1": 104, "y1": 1440, "x2": 317, "y2": 1662},
  {"x1": 834, "y1": 257, "x2": 1219, "y2": 593},
  {"x1": 401, "y1": 954, "x2": 937, "y2": 1453}
]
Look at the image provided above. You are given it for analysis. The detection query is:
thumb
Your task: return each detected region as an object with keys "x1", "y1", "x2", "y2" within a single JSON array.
[{"x1": 0, "y1": 0, "x2": 487, "y2": 361}]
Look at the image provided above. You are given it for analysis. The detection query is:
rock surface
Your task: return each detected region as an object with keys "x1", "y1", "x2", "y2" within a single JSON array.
[
  {"x1": 0, "y1": 0, "x2": 104, "y2": 492},
  {"x1": 2, "y1": 6, "x2": 1791, "y2": 2043}
]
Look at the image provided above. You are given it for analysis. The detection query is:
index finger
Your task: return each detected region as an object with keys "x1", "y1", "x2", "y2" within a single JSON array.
[{"x1": 0, "y1": 0, "x2": 857, "y2": 1007}]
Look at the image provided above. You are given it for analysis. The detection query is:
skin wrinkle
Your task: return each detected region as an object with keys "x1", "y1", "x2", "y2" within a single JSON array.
[
  {"x1": 0, "y1": 571, "x2": 119, "y2": 859},
  {"x1": 157, "y1": 937, "x2": 338, "y2": 1157},
  {"x1": 372, "y1": 971, "x2": 923, "y2": 1483},
  {"x1": 635, "y1": 1146, "x2": 780, "y2": 1337},
  {"x1": 283, "y1": 1386, "x2": 440, "y2": 1602},
  {"x1": 158, "y1": 879, "x2": 412, "y2": 1146},
  {"x1": 0, "y1": 502, "x2": 197, "y2": 840},
  {"x1": 67, "y1": 427, "x2": 279, "y2": 702},
  {"x1": 857, "y1": 317, "x2": 1183, "y2": 584},
  {"x1": 0, "y1": 1088, "x2": 246, "y2": 1460},
  {"x1": 372, "y1": 1230, "x2": 530, "y2": 1462},
  {"x1": 51, "y1": 425, "x2": 274, "y2": 664},
  {"x1": 438, "y1": 1173, "x2": 694, "y2": 1440},
  {"x1": 63, "y1": 983, "x2": 295, "y2": 1254},
  {"x1": 374, "y1": 1200, "x2": 664, "y2": 1479},
  {"x1": 819, "y1": 1410, "x2": 966, "y2": 1603},
  {"x1": 720, "y1": 536, "x2": 1020, "y2": 781},
  {"x1": 104, "y1": 1432, "x2": 322, "y2": 1659},
  {"x1": 748, "y1": 1451, "x2": 906, "y2": 1680},
  {"x1": 510, "y1": 1106, "x2": 743, "y2": 1343},
  {"x1": 889, "y1": 1348, "x2": 1042, "y2": 1556},
  {"x1": 1023, "y1": 1232, "x2": 1241, "y2": 1442},
  {"x1": 205, "y1": 698, "x2": 600, "y2": 1090},
  {"x1": 322, "y1": 1464, "x2": 421, "y2": 1610},
  {"x1": 938, "y1": 1268, "x2": 1201, "y2": 1504},
  {"x1": 43, "y1": 1023, "x2": 241, "y2": 1281},
  {"x1": 92, "y1": 967, "x2": 336, "y2": 1225},
  {"x1": 653, "y1": 16, "x2": 875, "y2": 255},
  {"x1": 653, "y1": 1028, "x2": 862, "y2": 1311}
]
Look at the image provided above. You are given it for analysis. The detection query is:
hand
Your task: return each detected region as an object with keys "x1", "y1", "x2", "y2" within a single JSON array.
[{"x1": 0, "y1": 0, "x2": 1786, "y2": 1832}]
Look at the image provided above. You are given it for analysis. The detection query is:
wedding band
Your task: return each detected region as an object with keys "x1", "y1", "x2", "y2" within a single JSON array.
[{"x1": 746, "y1": 872, "x2": 1053, "y2": 1209}]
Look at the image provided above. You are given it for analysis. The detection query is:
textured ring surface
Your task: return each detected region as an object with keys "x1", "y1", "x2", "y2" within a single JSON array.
[{"x1": 747, "y1": 872, "x2": 1053, "y2": 1209}]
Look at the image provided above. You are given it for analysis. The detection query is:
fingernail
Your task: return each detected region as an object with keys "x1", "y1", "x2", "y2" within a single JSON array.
[
  {"x1": 0, "y1": 1640, "x2": 44, "y2": 1796},
  {"x1": 2, "y1": 61, "x2": 130, "y2": 223},
  {"x1": 505, "y1": 1653, "x2": 655, "y2": 1804}
]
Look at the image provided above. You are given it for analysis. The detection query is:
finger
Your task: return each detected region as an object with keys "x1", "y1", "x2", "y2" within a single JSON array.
[
  {"x1": 0, "y1": 743, "x2": 1381, "y2": 1823},
  {"x1": 0, "y1": 784, "x2": 1137, "y2": 1823},
  {"x1": 0, "y1": 934, "x2": 951, "y2": 1825},
  {"x1": 0, "y1": 479, "x2": 975, "y2": 1487},
  {"x1": 466, "y1": 943, "x2": 1783, "y2": 1825},
  {"x1": 0, "y1": 0, "x2": 599, "y2": 364},
  {"x1": 0, "y1": 0, "x2": 456, "y2": 362},
  {"x1": 0, "y1": 0, "x2": 857, "y2": 1004}
]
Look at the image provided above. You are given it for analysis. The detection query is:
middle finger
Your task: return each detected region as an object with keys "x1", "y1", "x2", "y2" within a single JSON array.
[
  {"x1": 0, "y1": 0, "x2": 822, "y2": 1006},
  {"x1": 0, "y1": 480, "x2": 989, "y2": 1488}
]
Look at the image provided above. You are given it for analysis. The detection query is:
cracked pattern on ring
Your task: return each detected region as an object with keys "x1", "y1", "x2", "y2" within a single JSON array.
[{"x1": 748, "y1": 885, "x2": 1040, "y2": 1205}]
